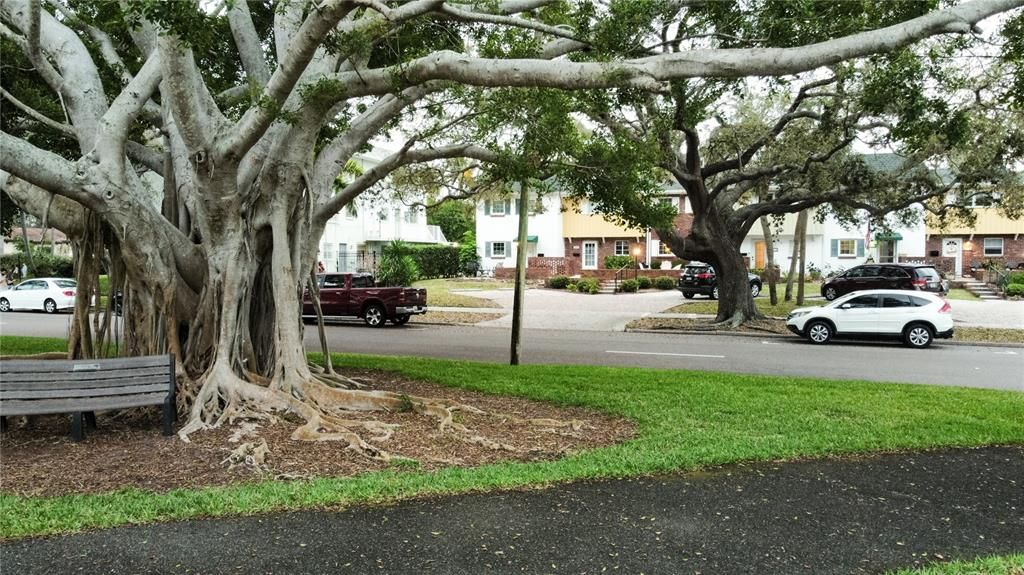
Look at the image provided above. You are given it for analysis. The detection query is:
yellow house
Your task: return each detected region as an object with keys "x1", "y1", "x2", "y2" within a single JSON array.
[
  {"x1": 561, "y1": 199, "x2": 652, "y2": 271},
  {"x1": 926, "y1": 208, "x2": 1024, "y2": 276}
]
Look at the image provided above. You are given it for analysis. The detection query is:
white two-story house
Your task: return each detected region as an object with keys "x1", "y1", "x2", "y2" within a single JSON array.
[{"x1": 318, "y1": 146, "x2": 448, "y2": 273}]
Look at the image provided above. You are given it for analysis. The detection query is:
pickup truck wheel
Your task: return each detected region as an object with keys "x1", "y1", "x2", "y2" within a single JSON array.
[
  {"x1": 682, "y1": 292, "x2": 695, "y2": 299},
  {"x1": 363, "y1": 303, "x2": 386, "y2": 328},
  {"x1": 710, "y1": 287, "x2": 719, "y2": 300},
  {"x1": 392, "y1": 314, "x2": 411, "y2": 326}
]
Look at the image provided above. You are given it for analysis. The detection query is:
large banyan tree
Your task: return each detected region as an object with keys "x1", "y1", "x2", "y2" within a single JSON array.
[{"x1": 1, "y1": 0, "x2": 1019, "y2": 454}]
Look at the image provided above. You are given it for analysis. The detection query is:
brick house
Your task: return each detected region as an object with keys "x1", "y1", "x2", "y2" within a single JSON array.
[{"x1": 927, "y1": 207, "x2": 1024, "y2": 277}]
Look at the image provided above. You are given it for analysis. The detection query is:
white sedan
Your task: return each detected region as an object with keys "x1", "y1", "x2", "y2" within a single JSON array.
[
  {"x1": 0, "y1": 278, "x2": 78, "y2": 313},
  {"x1": 786, "y1": 289, "x2": 954, "y2": 349}
]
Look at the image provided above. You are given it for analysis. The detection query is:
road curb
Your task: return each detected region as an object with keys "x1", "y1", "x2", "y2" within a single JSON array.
[{"x1": 624, "y1": 327, "x2": 1024, "y2": 348}]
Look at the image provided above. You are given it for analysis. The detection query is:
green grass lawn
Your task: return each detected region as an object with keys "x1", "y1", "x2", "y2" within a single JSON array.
[
  {"x1": 668, "y1": 297, "x2": 826, "y2": 317},
  {"x1": 887, "y1": 554, "x2": 1024, "y2": 574},
  {"x1": 413, "y1": 278, "x2": 512, "y2": 308},
  {"x1": 945, "y1": 288, "x2": 980, "y2": 301},
  {"x1": 0, "y1": 336, "x2": 68, "y2": 356},
  {"x1": 2, "y1": 335, "x2": 1022, "y2": 538}
]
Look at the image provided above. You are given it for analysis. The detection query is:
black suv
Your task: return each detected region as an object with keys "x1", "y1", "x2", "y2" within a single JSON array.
[
  {"x1": 821, "y1": 263, "x2": 946, "y2": 301},
  {"x1": 677, "y1": 263, "x2": 763, "y2": 299}
]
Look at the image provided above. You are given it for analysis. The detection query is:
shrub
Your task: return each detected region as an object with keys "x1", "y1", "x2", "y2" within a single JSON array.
[
  {"x1": 637, "y1": 276, "x2": 652, "y2": 290},
  {"x1": 458, "y1": 231, "x2": 479, "y2": 276},
  {"x1": 604, "y1": 255, "x2": 634, "y2": 269},
  {"x1": 1008, "y1": 271, "x2": 1024, "y2": 285},
  {"x1": 1, "y1": 250, "x2": 74, "y2": 279},
  {"x1": 547, "y1": 275, "x2": 570, "y2": 289},
  {"x1": 620, "y1": 279, "x2": 639, "y2": 293},
  {"x1": 410, "y1": 244, "x2": 461, "y2": 279},
  {"x1": 1005, "y1": 283, "x2": 1024, "y2": 297},
  {"x1": 376, "y1": 241, "x2": 419, "y2": 286},
  {"x1": 566, "y1": 283, "x2": 578, "y2": 292},
  {"x1": 576, "y1": 277, "x2": 600, "y2": 294},
  {"x1": 654, "y1": 276, "x2": 676, "y2": 290}
]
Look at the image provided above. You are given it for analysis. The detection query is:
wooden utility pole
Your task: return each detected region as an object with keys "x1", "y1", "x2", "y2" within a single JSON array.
[{"x1": 510, "y1": 183, "x2": 529, "y2": 365}]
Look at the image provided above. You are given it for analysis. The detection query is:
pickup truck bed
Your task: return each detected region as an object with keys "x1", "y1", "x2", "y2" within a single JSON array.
[{"x1": 302, "y1": 273, "x2": 427, "y2": 327}]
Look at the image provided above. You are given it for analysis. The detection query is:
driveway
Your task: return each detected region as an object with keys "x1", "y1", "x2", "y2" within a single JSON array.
[{"x1": 947, "y1": 299, "x2": 1024, "y2": 329}]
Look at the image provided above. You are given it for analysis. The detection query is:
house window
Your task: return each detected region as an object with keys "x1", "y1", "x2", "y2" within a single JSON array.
[
  {"x1": 614, "y1": 240, "x2": 629, "y2": 256},
  {"x1": 983, "y1": 237, "x2": 1003, "y2": 256},
  {"x1": 659, "y1": 198, "x2": 678, "y2": 213},
  {"x1": 838, "y1": 239, "x2": 856, "y2": 257},
  {"x1": 403, "y1": 208, "x2": 418, "y2": 224},
  {"x1": 489, "y1": 242, "x2": 508, "y2": 258},
  {"x1": 488, "y1": 200, "x2": 506, "y2": 216},
  {"x1": 659, "y1": 242, "x2": 674, "y2": 256}
]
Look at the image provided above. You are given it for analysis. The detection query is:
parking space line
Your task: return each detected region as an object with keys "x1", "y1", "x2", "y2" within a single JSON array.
[{"x1": 606, "y1": 350, "x2": 725, "y2": 359}]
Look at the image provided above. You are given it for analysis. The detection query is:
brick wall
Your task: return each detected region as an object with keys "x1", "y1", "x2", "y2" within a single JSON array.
[
  {"x1": 562, "y1": 237, "x2": 647, "y2": 271},
  {"x1": 927, "y1": 235, "x2": 1024, "y2": 274}
]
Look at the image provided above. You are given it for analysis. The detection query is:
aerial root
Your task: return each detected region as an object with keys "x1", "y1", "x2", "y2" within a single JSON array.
[
  {"x1": 221, "y1": 438, "x2": 271, "y2": 471},
  {"x1": 307, "y1": 362, "x2": 368, "y2": 389}
]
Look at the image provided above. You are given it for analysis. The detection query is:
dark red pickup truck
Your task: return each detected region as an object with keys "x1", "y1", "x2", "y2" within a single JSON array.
[{"x1": 302, "y1": 273, "x2": 427, "y2": 327}]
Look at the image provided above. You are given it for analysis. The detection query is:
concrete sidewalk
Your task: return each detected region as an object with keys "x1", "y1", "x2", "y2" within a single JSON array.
[
  {"x1": 438, "y1": 289, "x2": 1024, "y2": 331},
  {"x1": 3, "y1": 446, "x2": 1021, "y2": 574}
]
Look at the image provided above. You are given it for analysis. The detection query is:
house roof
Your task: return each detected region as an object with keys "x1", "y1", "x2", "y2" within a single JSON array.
[{"x1": 5, "y1": 227, "x2": 69, "y2": 244}]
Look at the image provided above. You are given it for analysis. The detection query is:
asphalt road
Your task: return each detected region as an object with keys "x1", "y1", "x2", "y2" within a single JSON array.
[
  {"x1": 3, "y1": 447, "x2": 1022, "y2": 574},
  {"x1": 2, "y1": 311, "x2": 1021, "y2": 391}
]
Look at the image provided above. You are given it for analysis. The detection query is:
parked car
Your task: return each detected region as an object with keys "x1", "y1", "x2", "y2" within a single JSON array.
[
  {"x1": 820, "y1": 263, "x2": 946, "y2": 301},
  {"x1": 677, "y1": 263, "x2": 763, "y2": 299},
  {"x1": 302, "y1": 273, "x2": 427, "y2": 327},
  {"x1": 0, "y1": 277, "x2": 77, "y2": 313},
  {"x1": 786, "y1": 289, "x2": 953, "y2": 348}
]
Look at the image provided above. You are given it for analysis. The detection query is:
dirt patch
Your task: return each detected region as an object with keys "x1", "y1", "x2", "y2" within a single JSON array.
[
  {"x1": 627, "y1": 316, "x2": 790, "y2": 334},
  {"x1": 0, "y1": 369, "x2": 634, "y2": 498},
  {"x1": 411, "y1": 311, "x2": 505, "y2": 324}
]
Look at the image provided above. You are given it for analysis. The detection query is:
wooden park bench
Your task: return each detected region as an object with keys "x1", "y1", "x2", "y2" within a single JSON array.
[{"x1": 0, "y1": 355, "x2": 176, "y2": 441}]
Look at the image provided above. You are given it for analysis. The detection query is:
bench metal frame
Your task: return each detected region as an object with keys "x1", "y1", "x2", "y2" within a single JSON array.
[{"x1": 0, "y1": 355, "x2": 176, "y2": 440}]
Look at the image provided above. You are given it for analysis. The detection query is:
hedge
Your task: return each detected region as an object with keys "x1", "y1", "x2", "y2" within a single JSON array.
[
  {"x1": 654, "y1": 276, "x2": 676, "y2": 290},
  {"x1": 604, "y1": 255, "x2": 635, "y2": 269},
  {"x1": 619, "y1": 279, "x2": 639, "y2": 293},
  {"x1": 410, "y1": 245, "x2": 461, "y2": 279},
  {"x1": 637, "y1": 276, "x2": 652, "y2": 290},
  {"x1": 1006, "y1": 283, "x2": 1024, "y2": 297},
  {"x1": 547, "y1": 275, "x2": 570, "y2": 289},
  {"x1": 0, "y1": 251, "x2": 74, "y2": 279}
]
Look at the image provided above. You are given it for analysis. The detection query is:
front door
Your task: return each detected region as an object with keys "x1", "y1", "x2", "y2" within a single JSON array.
[
  {"x1": 582, "y1": 241, "x2": 598, "y2": 270},
  {"x1": 754, "y1": 241, "x2": 766, "y2": 269},
  {"x1": 878, "y1": 240, "x2": 896, "y2": 263},
  {"x1": 942, "y1": 238, "x2": 962, "y2": 278}
]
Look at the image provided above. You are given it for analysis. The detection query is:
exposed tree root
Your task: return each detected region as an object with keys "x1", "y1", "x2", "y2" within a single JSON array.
[{"x1": 180, "y1": 359, "x2": 586, "y2": 463}]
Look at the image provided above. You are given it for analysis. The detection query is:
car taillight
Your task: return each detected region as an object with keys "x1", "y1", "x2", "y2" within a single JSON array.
[
  {"x1": 911, "y1": 278, "x2": 926, "y2": 286},
  {"x1": 696, "y1": 273, "x2": 712, "y2": 279},
  {"x1": 938, "y1": 301, "x2": 951, "y2": 314},
  {"x1": 63, "y1": 290, "x2": 75, "y2": 297},
  {"x1": 399, "y1": 291, "x2": 406, "y2": 301}
]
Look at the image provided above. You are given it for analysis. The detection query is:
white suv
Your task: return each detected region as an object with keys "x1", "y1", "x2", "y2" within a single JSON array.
[{"x1": 786, "y1": 290, "x2": 953, "y2": 349}]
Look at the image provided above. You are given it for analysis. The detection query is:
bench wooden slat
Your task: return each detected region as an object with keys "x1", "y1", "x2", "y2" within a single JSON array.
[
  {"x1": 0, "y1": 392, "x2": 170, "y2": 417},
  {"x1": 1, "y1": 383, "x2": 169, "y2": 400},
  {"x1": 0, "y1": 367, "x2": 171, "y2": 385},
  {"x1": 0, "y1": 355, "x2": 170, "y2": 373},
  {"x1": 0, "y1": 375, "x2": 170, "y2": 391}
]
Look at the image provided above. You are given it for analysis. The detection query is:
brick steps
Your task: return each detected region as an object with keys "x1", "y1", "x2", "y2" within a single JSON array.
[{"x1": 961, "y1": 280, "x2": 1002, "y2": 300}]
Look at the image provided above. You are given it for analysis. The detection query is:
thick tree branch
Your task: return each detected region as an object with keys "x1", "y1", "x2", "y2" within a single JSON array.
[
  {"x1": 228, "y1": 0, "x2": 271, "y2": 88},
  {"x1": 0, "y1": 131, "x2": 94, "y2": 208},
  {"x1": 97, "y1": 52, "x2": 163, "y2": 162}
]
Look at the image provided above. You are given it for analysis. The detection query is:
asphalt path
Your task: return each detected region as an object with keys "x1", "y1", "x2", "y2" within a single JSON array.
[
  {"x1": 2, "y1": 312, "x2": 1021, "y2": 391},
  {"x1": 3, "y1": 446, "x2": 1021, "y2": 574}
]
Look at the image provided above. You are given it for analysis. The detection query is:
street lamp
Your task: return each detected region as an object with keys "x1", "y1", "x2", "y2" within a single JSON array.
[{"x1": 633, "y1": 246, "x2": 641, "y2": 281}]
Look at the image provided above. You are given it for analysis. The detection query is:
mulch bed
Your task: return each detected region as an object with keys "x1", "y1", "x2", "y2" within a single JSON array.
[
  {"x1": 627, "y1": 316, "x2": 790, "y2": 334},
  {"x1": 0, "y1": 369, "x2": 634, "y2": 498}
]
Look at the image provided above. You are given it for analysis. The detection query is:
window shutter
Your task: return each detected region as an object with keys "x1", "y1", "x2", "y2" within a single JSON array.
[
  {"x1": 505, "y1": 199, "x2": 512, "y2": 214},
  {"x1": 484, "y1": 201, "x2": 491, "y2": 215},
  {"x1": 485, "y1": 242, "x2": 492, "y2": 257},
  {"x1": 856, "y1": 240, "x2": 865, "y2": 257},
  {"x1": 830, "y1": 239, "x2": 838, "y2": 257}
]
